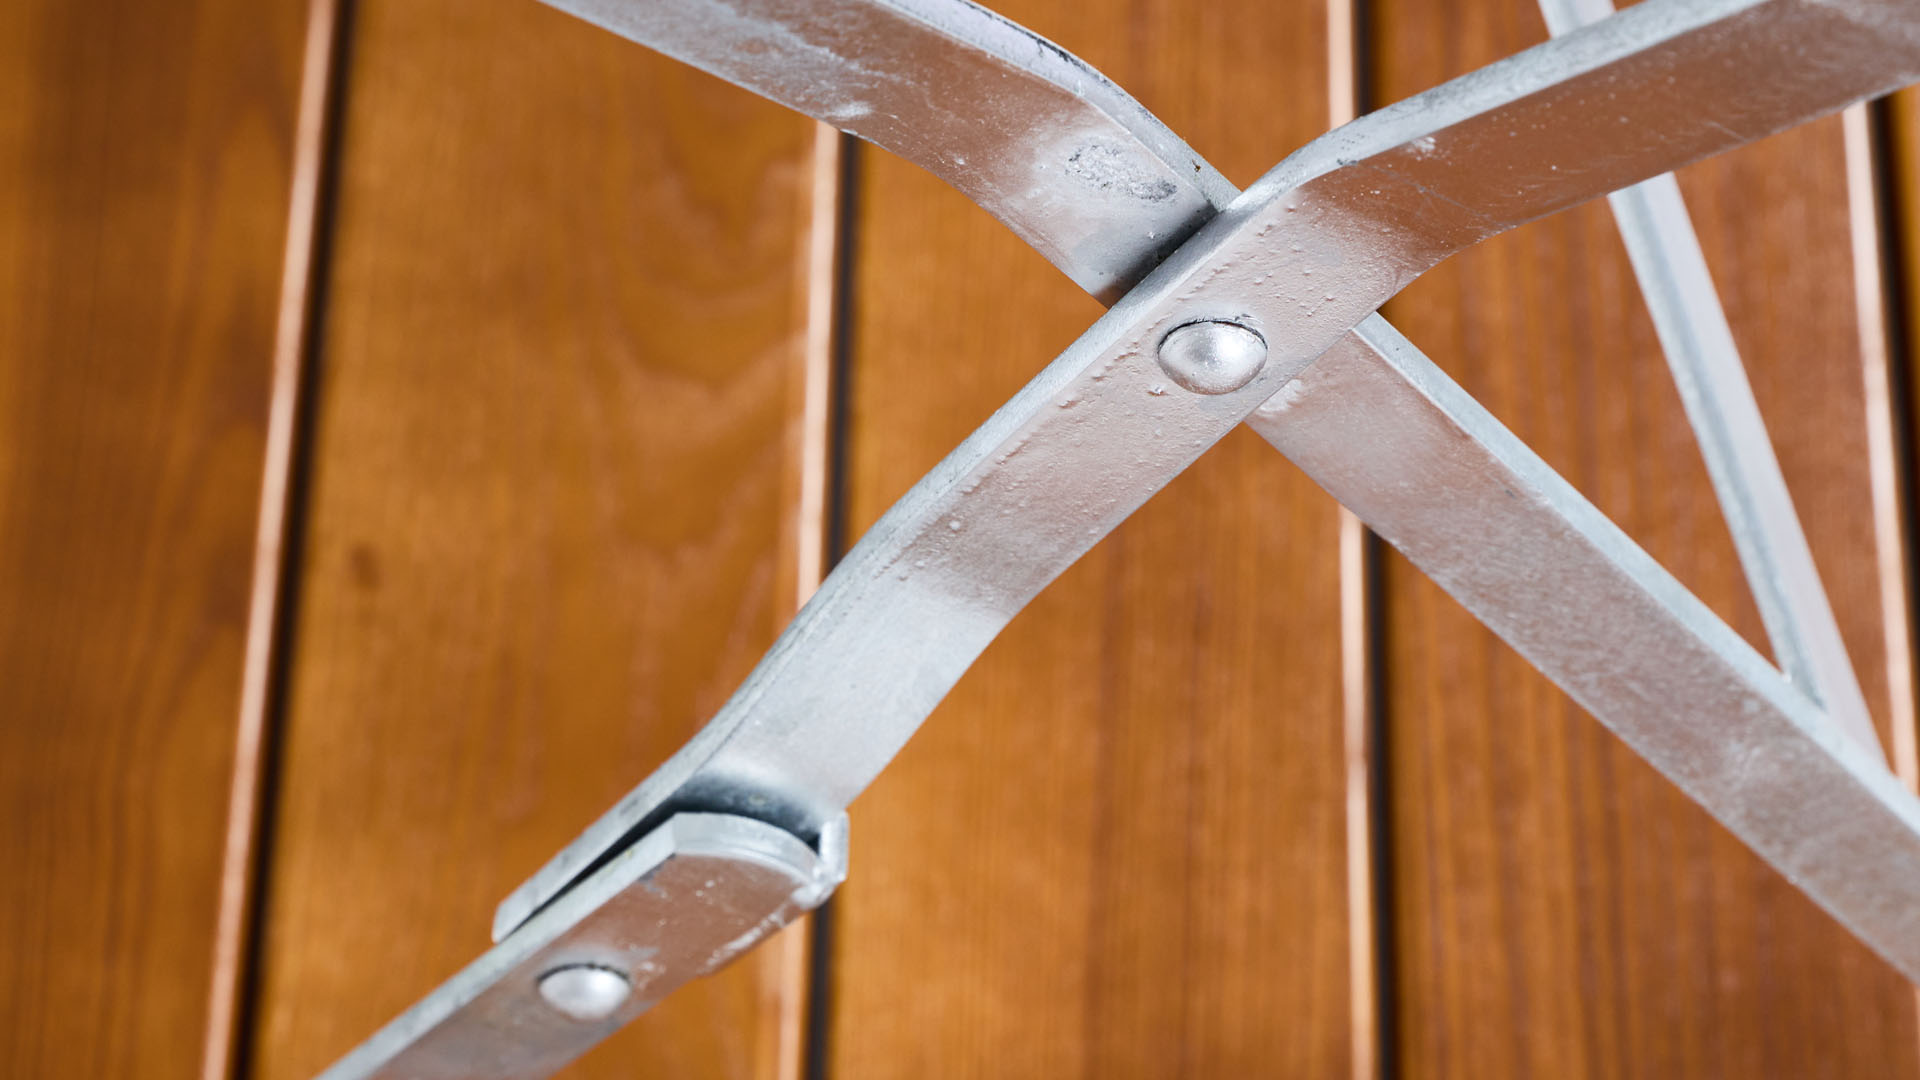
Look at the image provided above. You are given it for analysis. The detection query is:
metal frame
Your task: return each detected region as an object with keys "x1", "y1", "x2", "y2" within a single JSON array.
[{"x1": 317, "y1": 1, "x2": 1920, "y2": 1076}]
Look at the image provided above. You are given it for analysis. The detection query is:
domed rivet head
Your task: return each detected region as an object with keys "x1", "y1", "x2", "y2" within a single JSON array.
[
  {"x1": 1155, "y1": 320, "x2": 1268, "y2": 395},
  {"x1": 537, "y1": 965, "x2": 631, "y2": 1022}
]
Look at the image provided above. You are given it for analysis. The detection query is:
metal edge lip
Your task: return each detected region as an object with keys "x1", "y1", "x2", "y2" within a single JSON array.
[{"x1": 322, "y1": 813, "x2": 833, "y2": 1080}]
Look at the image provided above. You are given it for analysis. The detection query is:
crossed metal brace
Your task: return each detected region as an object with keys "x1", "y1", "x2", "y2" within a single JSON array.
[{"x1": 317, "y1": 0, "x2": 1920, "y2": 1075}]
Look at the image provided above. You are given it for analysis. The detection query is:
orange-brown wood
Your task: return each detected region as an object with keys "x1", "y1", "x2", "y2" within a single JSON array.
[
  {"x1": 1375, "y1": 2, "x2": 1920, "y2": 1075},
  {"x1": 1891, "y1": 92, "x2": 1920, "y2": 592},
  {"x1": 0, "y1": 0, "x2": 307, "y2": 1075},
  {"x1": 19, "y1": 1, "x2": 1920, "y2": 1077},
  {"x1": 244, "y1": 2, "x2": 825, "y2": 1076},
  {"x1": 825, "y1": 1, "x2": 1356, "y2": 1075}
]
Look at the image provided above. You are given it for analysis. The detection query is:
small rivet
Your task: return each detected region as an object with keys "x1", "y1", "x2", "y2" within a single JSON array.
[
  {"x1": 537, "y1": 964, "x2": 631, "y2": 1022},
  {"x1": 1155, "y1": 320, "x2": 1268, "y2": 395}
]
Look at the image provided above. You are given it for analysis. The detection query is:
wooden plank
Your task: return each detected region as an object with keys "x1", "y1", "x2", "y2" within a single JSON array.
[
  {"x1": 1374, "y1": 2, "x2": 1920, "y2": 1075},
  {"x1": 825, "y1": 1, "x2": 1355, "y2": 1075},
  {"x1": 0, "y1": 0, "x2": 307, "y2": 1076},
  {"x1": 244, "y1": 2, "x2": 827, "y2": 1076}
]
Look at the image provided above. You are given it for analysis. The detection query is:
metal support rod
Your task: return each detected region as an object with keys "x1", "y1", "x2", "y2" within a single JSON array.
[
  {"x1": 1538, "y1": 0, "x2": 1886, "y2": 759},
  {"x1": 1246, "y1": 315, "x2": 1920, "y2": 980}
]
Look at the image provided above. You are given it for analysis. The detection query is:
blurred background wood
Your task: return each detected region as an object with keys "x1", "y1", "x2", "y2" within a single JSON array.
[
  {"x1": 7, "y1": 0, "x2": 1920, "y2": 1077},
  {"x1": 0, "y1": 0, "x2": 307, "y2": 1076}
]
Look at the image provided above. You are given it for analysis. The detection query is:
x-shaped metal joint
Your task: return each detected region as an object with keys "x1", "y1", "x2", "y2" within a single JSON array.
[{"x1": 318, "y1": 1, "x2": 1920, "y2": 1076}]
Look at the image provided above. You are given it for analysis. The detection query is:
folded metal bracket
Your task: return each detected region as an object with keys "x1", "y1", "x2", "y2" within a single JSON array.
[{"x1": 315, "y1": 813, "x2": 846, "y2": 1080}]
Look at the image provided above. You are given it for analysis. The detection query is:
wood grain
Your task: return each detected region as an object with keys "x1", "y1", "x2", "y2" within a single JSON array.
[
  {"x1": 0, "y1": 0, "x2": 306, "y2": 1076},
  {"x1": 1374, "y1": 2, "x2": 1920, "y2": 1076},
  {"x1": 825, "y1": 1, "x2": 1356, "y2": 1076},
  {"x1": 244, "y1": 2, "x2": 824, "y2": 1076},
  {"x1": 1891, "y1": 92, "x2": 1920, "y2": 585}
]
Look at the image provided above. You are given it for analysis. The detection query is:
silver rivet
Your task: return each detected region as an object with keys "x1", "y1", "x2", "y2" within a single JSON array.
[
  {"x1": 537, "y1": 965, "x2": 631, "y2": 1022},
  {"x1": 1155, "y1": 320, "x2": 1268, "y2": 395}
]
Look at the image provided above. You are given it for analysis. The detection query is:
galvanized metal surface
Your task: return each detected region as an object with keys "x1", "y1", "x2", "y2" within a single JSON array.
[
  {"x1": 314, "y1": 1, "x2": 1920, "y2": 1075},
  {"x1": 1538, "y1": 0, "x2": 1886, "y2": 759},
  {"x1": 543, "y1": 0, "x2": 1232, "y2": 301},
  {"x1": 1247, "y1": 316, "x2": 1920, "y2": 982},
  {"x1": 496, "y1": 0, "x2": 1920, "y2": 941},
  {"x1": 314, "y1": 813, "x2": 845, "y2": 1080}
]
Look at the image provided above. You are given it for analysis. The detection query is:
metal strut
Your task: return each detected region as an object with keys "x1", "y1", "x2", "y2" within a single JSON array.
[
  {"x1": 1540, "y1": 0, "x2": 1884, "y2": 760},
  {"x1": 318, "y1": 1, "x2": 1920, "y2": 1077}
]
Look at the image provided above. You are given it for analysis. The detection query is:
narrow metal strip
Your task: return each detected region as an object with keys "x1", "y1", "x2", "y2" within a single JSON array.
[
  {"x1": 1325, "y1": 1, "x2": 1388, "y2": 1076},
  {"x1": 1248, "y1": 315, "x2": 1920, "y2": 982}
]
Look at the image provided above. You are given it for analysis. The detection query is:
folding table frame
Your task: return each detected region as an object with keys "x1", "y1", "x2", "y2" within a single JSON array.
[{"x1": 314, "y1": 0, "x2": 1920, "y2": 1075}]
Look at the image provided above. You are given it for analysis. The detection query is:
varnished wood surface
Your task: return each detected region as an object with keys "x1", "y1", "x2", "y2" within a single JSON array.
[
  {"x1": 825, "y1": 1, "x2": 1356, "y2": 1076},
  {"x1": 13, "y1": 1, "x2": 1920, "y2": 1078},
  {"x1": 0, "y1": 0, "x2": 305, "y2": 1076},
  {"x1": 243, "y1": 2, "x2": 823, "y2": 1076},
  {"x1": 1375, "y1": 2, "x2": 1920, "y2": 1076}
]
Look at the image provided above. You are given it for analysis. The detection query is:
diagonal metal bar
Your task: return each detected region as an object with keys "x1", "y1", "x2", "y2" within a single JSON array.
[
  {"x1": 316, "y1": 2, "x2": 1920, "y2": 1076},
  {"x1": 1538, "y1": 0, "x2": 1887, "y2": 758},
  {"x1": 1245, "y1": 315, "x2": 1920, "y2": 981},
  {"x1": 500, "y1": 0, "x2": 1920, "y2": 939}
]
